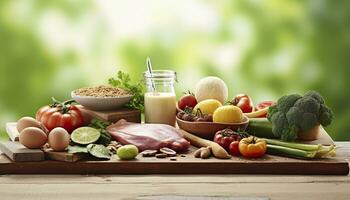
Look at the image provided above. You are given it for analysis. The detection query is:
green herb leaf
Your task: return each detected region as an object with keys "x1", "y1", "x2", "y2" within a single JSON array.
[
  {"x1": 68, "y1": 145, "x2": 88, "y2": 154},
  {"x1": 87, "y1": 144, "x2": 112, "y2": 159},
  {"x1": 88, "y1": 118, "x2": 112, "y2": 146},
  {"x1": 108, "y1": 70, "x2": 144, "y2": 112}
]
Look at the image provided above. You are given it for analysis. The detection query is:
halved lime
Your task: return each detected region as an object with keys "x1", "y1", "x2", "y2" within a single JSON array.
[{"x1": 71, "y1": 127, "x2": 101, "y2": 145}]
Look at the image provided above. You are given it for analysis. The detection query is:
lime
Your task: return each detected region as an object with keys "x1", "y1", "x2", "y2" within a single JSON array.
[
  {"x1": 71, "y1": 127, "x2": 101, "y2": 145},
  {"x1": 117, "y1": 145, "x2": 139, "y2": 160}
]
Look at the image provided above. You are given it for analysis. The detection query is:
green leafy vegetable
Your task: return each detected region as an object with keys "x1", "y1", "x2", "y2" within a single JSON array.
[
  {"x1": 267, "y1": 91, "x2": 334, "y2": 141},
  {"x1": 87, "y1": 144, "x2": 111, "y2": 159},
  {"x1": 88, "y1": 118, "x2": 112, "y2": 146},
  {"x1": 68, "y1": 145, "x2": 88, "y2": 154},
  {"x1": 108, "y1": 70, "x2": 144, "y2": 112}
]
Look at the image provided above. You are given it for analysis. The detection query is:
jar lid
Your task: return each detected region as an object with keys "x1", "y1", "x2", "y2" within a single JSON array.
[{"x1": 143, "y1": 70, "x2": 177, "y2": 80}]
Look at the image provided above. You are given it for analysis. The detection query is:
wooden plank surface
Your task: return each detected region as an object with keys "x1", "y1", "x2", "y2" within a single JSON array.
[
  {"x1": 0, "y1": 142, "x2": 349, "y2": 200},
  {"x1": 0, "y1": 174, "x2": 350, "y2": 200}
]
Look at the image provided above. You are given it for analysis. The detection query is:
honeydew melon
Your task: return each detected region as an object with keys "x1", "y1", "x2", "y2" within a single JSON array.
[{"x1": 194, "y1": 76, "x2": 228, "y2": 104}]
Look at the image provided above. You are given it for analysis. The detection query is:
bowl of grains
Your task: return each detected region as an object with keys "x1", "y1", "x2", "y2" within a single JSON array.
[{"x1": 71, "y1": 85, "x2": 133, "y2": 111}]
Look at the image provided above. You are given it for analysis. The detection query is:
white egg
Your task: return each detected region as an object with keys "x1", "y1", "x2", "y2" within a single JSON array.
[
  {"x1": 19, "y1": 127, "x2": 47, "y2": 149},
  {"x1": 48, "y1": 127, "x2": 70, "y2": 151}
]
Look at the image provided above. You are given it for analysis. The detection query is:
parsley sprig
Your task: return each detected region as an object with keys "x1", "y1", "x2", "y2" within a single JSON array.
[{"x1": 108, "y1": 70, "x2": 144, "y2": 112}]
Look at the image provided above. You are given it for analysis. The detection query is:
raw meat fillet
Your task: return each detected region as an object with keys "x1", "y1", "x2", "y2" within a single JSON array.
[{"x1": 107, "y1": 120, "x2": 190, "y2": 152}]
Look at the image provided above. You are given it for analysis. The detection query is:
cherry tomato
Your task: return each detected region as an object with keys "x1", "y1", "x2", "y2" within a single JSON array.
[
  {"x1": 178, "y1": 91, "x2": 197, "y2": 110},
  {"x1": 213, "y1": 129, "x2": 241, "y2": 151},
  {"x1": 36, "y1": 98, "x2": 84, "y2": 133},
  {"x1": 231, "y1": 94, "x2": 254, "y2": 113},
  {"x1": 239, "y1": 136, "x2": 267, "y2": 158},
  {"x1": 255, "y1": 101, "x2": 276, "y2": 117},
  {"x1": 229, "y1": 141, "x2": 240, "y2": 156}
]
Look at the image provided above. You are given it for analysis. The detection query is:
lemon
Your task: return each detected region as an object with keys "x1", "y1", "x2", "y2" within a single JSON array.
[
  {"x1": 193, "y1": 99, "x2": 222, "y2": 115},
  {"x1": 71, "y1": 127, "x2": 101, "y2": 145},
  {"x1": 213, "y1": 105, "x2": 244, "y2": 123}
]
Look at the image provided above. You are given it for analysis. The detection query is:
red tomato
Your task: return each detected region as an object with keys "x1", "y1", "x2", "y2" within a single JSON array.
[
  {"x1": 36, "y1": 99, "x2": 84, "y2": 133},
  {"x1": 213, "y1": 129, "x2": 241, "y2": 151},
  {"x1": 229, "y1": 141, "x2": 240, "y2": 156},
  {"x1": 231, "y1": 94, "x2": 254, "y2": 113},
  {"x1": 178, "y1": 91, "x2": 197, "y2": 110},
  {"x1": 255, "y1": 101, "x2": 276, "y2": 118}
]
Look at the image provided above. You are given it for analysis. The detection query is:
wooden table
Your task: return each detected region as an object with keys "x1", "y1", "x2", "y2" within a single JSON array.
[{"x1": 0, "y1": 142, "x2": 349, "y2": 200}]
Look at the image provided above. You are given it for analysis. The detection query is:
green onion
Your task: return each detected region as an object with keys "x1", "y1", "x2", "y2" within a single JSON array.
[
  {"x1": 267, "y1": 144, "x2": 316, "y2": 159},
  {"x1": 266, "y1": 139, "x2": 321, "y2": 151}
]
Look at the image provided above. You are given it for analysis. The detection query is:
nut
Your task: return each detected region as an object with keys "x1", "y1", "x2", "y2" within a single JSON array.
[
  {"x1": 200, "y1": 147, "x2": 212, "y2": 159},
  {"x1": 155, "y1": 153, "x2": 167, "y2": 158},
  {"x1": 194, "y1": 147, "x2": 205, "y2": 158},
  {"x1": 141, "y1": 150, "x2": 158, "y2": 157},
  {"x1": 194, "y1": 147, "x2": 212, "y2": 159},
  {"x1": 160, "y1": 147, "x2": 177, "y2": 157},
  {"x1": 107, "y1": 141, "x2": 122, "y2": 154}
]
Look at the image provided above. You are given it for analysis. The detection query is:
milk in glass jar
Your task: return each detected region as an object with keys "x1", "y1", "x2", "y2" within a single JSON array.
[{"x1": 144, "y1": 70, "x2": 177, "y2": 126}]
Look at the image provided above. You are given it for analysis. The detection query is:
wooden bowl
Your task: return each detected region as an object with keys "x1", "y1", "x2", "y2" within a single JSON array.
[
  {"x1": 297, "y1": 124, "x2": 321, "y2": 141},
  {"x1": 177, "y1": 116, "x2": 249, "y2": 140}
]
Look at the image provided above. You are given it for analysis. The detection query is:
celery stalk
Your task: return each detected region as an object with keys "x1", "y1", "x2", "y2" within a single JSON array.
[
  {"x1": 266, "y1": 139, "x2": 322, "y2": 151},
  {"x1": 315, "y1": 145, "x2": 335, "y2": 158},
  {"x1": 267, "y1": 144, "x2": 316, "y2": 159}
]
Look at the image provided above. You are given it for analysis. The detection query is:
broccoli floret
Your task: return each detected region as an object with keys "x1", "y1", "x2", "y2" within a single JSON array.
[
  {"x1": 267, "y1": 105, "x2": 278, "y2": 121},
  {"x1": 319, "y1": 104, "x2": 334, "y2": 126},
  {"x1": 299, "y1": 112, "x2": 318, "y2": 131},
  {"x1": 280, "y1": 125, "x2": 298, "y2": 141},
  {"x1": 270, "y1": 111, "x2": 288, "y2": 138},
  {"x1": 294, "y1": 97, "x2": 320, "y2": 116},
  {"x1": 304, "y1": 90, "x2": 325, "y2": 104},
  {"x1": 276, "y1": 94, "x2": 302, "y2": 113},
  {"x1": 267, "y1": 91, "x2": 334, "y2": 141},
  {"x1": 286, "y1": 106, "x2": 303, "y2": 126}
]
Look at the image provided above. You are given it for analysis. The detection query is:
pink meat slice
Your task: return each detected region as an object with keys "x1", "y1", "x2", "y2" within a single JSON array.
[{"x1": 106, "y1": 120, "x2": 190, "y2": 152}]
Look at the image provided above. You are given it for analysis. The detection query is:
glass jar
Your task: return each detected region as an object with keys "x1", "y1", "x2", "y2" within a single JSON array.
[{"x1": 143, "y1": 70, "x2": 177, "y2": 126}]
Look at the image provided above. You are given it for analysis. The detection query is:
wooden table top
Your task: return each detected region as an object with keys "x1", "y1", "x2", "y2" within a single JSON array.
[{"x1": 0, "y1": 142, "x2": 349, "y2": 200}]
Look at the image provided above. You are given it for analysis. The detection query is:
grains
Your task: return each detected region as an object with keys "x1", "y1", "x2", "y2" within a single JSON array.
[{"x1": 74, "y1": 85, "x2": 132, "y2": 97}]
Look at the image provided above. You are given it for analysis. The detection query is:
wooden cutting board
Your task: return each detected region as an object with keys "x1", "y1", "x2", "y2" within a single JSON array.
[
  {"x1": 0, "y1": 142, "x2": 44, "y2": 162},
  {"x1": 44, "y1": 148, "x2": 87, "y2": 162},
  {"x1": 5, "y1": 122, "x2": 20, "y2": 142},
  {"x1": 0, "y1": 146, "x2": 348, "y2": 175},
  {"x1": 0, "y1": 129, "x2": 348, "y2": 175},
  {"x1": 79, "y1": 107, "x2": 141, "y2": 123}
]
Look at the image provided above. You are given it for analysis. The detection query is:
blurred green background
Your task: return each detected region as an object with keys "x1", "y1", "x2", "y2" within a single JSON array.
[{"x1": 0, "y1": 0, "x2": 349, "y2": 140}]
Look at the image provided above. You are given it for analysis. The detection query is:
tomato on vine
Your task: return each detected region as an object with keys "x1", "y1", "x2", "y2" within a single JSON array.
[{"x1": 36, "y1": 98, "x2": 84, "y2": 133}]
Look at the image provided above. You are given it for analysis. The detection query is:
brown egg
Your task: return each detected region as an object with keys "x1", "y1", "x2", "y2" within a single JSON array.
[
  {"x1": 19, "y1": 127, "x2": 48, "y2": 149},
  {"x1": 48, "y1": 127, "x2": 70, "y2": 151},
  {"x1": 17, "y1": 116, "x2": 48, "y2": 133}
]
